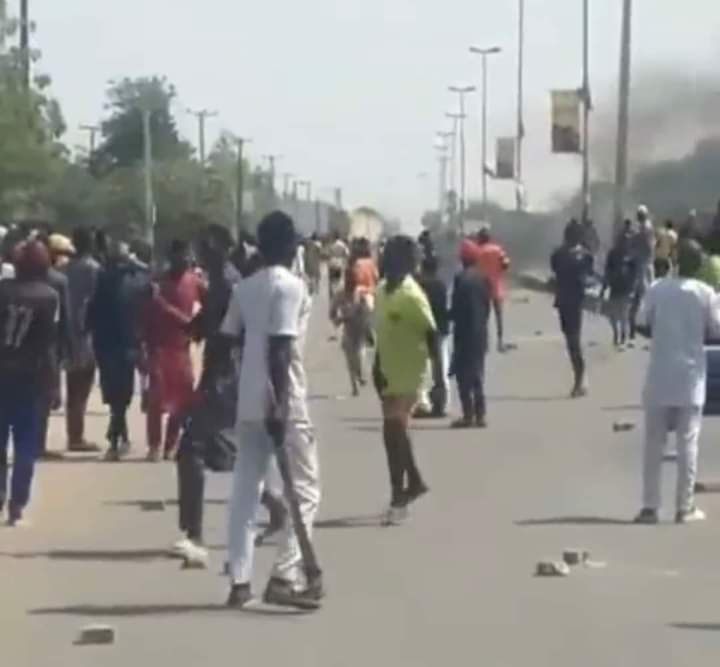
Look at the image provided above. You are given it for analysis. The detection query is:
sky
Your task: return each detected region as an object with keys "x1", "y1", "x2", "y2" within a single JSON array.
[{"x1": 29, "y1": 0, "x2": 720, "y2": 230}]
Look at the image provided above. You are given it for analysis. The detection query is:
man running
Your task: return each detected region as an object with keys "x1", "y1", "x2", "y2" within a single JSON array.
[
  {"x1": 629, "y1": 205, "x2": 656, "y2": 339},
  {"x1": 634, "y1": 240, "x2": 720, "y2": 524},
  {"x1": 551, "y1": 223, "x2": 594, "y2": 397},
  {"x1": 600, "y1": 231, "x2": 638, "y2": 349},
  {"x1": 374, "y1": 236, "x2": 441, "y2": 525},
  {"x1": 474, "y1": 224, "x2": 510, "y2": 352},
  {"x1": 63, "y1": 227, "x2": 101, "y2": 452},
  {"x1": 141, "y1": 240, "x2": 204, "y2": 462},
  {"x1": 450, "y1": 240, "x2": 492, "y2": 428},
  {"x1": 222, "y1": 211, "x2": 322, "y2": 610},
  {"x1": 0, "y1": 241, "x2": 59, "y2": 526},
  {"x1": 655, "y1": 220, "x2": 678, "y2": 277}
]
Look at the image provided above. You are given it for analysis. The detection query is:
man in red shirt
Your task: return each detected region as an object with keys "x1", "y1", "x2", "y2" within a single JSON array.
[
  {"x1": 141, "y1": 240, "x2": 204, "y2": 462},
  {"x1": 475, "y1": 225, "x2": 511, "y2": 352}
]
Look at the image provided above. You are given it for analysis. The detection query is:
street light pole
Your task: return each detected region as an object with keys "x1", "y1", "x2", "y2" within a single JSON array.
[
  {"x1": 613, "y1": 0, "x2": 633, "y2": 230},
  {"x1": 581, "y1": 0, "x2": 592, "y2": 224},
  {"x1": 516, "y1": 0, "x2": 525, "y2": 206},
  {"x1": 470, "y1": 45, "x2": 502, "y2": 220},
  {"x1": 443, "y1": 118, "x2": 459, "y2": 198},
  {"x1": 142, "y1": 109, "x2": 155, "y2": 247},
  {"x1": 235, "y1": 137, "x2": 251, "y2": 239},
  {"x1": 448, "y1": 85, "x2": 476, "y2": 233},
  {"x1": 19, "y1": 0, "x2": 29, "y2": 89},
  {"x1": 79, "y1": 124, "x2": 100, "y2": 156},
  {"x1": 263, "y1": 154, "x2": 281, "y2": 201}
]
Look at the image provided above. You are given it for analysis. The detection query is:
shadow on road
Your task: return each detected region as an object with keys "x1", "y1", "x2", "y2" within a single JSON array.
[
  {"x1": 516, "y1": 516, "x2": 634, "y2": 527},
  {"x1": 30, "y1": 603, "x2": 310, "y2": 617},
  {"x1": 670, "y1": 623, "x2": 720, "y2": 632},
  {"x1": 315, "y1": 514, "x2": 382, "y2": 529},
  {"x1": 1, "y1": 546, "x2": 224, "y2": 561},
  {"x1": 105, "y1": 498, "x2": 227, "y2": 508},
  {"x1": 488, "y1": 395, "x2": 568, "y2": 403}
]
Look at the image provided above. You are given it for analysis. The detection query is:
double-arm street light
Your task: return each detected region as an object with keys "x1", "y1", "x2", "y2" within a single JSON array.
[{"x1": 469, "y1": 45, "x2": 502, "y2": 219}]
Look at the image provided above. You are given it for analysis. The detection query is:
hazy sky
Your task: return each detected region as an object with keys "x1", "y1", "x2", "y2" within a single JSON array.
[{"x1": 31, "y1": 1, "x2": 720, "y2": 228}]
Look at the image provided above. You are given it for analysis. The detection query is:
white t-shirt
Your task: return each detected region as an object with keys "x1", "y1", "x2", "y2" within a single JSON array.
[
  {"x1": 221, "y1": 265, "x2": 311, "y2": 423},
  {"x1": 639, "y1": 277, "x2": 720, "y2": 407},
  {"x1": 328, "y1": 239, "x2": 349, "y2": 269}
]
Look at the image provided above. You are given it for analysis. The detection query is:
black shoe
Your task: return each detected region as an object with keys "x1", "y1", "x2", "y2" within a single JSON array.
[
  {"x1": 263, "y1": 577, "x2": 323, "y2": 611},
  {"x1": 413, "y1": 406, "x2": 435, "y2": 419},
  {"x1": 67, "y1": 441, "x2": 101, "y2": 453},
  {"x1": 226, "y1": 583, "x2": 253, "y2": 609},
  {"x1": 633, "y1": 508, "x2": 659, "y2": 525},
  {"x1": 451, "y1": 418, "x2": 473, "y2": 429},
  {"x1": 475, "y1": 416, "x2": 488, "y2": 428},
  {"x1": 405, "y1": 482, "x2": 429, "y2": 505},
  {"x1": 256, "y1": 494, "x2": 288, "y2": 546}
]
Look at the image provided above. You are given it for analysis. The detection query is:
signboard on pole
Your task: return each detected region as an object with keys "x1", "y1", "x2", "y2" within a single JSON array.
[
  {"x1": 496, "y1": 137, "x2": 516, "y2": 179},
  {"x1": 551, "y1": 90, "x2": 581, "y2": 153}
]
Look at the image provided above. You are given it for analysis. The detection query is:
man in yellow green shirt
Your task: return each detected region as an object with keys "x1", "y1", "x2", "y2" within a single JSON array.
[{"x1": 374, "y1": 235, "x2": 442, "y2": 525}]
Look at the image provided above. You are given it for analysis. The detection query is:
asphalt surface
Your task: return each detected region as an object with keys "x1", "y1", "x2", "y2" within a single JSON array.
[{"x1": 4, "y1": 289, "x2": 720, "y2": 666}]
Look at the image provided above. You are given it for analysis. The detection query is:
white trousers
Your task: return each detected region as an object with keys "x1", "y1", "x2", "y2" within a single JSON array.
[
  {"x1": 228, "y1": 420, "x2": 321, "y2": 585},
  {"x1": 417, "y1": 335, "x2": 451, "y2": 411},
  {"x1": 642, "y1": 406, "x2": 702, "y2": 513}
]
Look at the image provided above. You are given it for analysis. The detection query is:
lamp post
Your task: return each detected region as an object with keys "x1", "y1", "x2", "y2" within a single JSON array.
[
  {"x1": 469, "y1": 45, "x2": 502, "y2": 219},
  {"x1": 448, "y1": 85, "x2": 476, "y2": 232}
]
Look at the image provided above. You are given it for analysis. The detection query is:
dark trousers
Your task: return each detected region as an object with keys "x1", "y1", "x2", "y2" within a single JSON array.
[
  {"x1": 0, "y1": 387, "x2": 41, "y2": 515},
  {"x1": 558, "y1": 305, "x2": 585, "y2": 384},
  {"x1": 456, "y1": 355, "x2": 486, "y2": 421},
  {"x1": 66, "y1": 363, "x2": 96, "y2": 445},
  {"x1": 177, "y1": 431, "x2": 205, "y2": 542}
]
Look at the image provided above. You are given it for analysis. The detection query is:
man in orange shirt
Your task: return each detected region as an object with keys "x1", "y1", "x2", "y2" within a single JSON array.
[{"x1": 475, "y1": 225, "x2": 510, "y2": 352}]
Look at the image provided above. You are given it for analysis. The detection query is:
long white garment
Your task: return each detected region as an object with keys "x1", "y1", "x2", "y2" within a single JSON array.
[
  {"x1": 642, "y1": 406, "x2": 702, "y2": 513},
  {"x1": 227, "y1": 420, "x2": 320, "y2": 585}
]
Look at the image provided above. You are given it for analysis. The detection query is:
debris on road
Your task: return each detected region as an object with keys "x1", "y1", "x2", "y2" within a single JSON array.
[
  {"x1": 612, "y1": 421, "x2": 635, "y2": 433},
  {"x1": 504, "y1": 342, "x2": 519, "y2": 351},
  {"x1": 563, "y1": 549, "x2": 590, "y2": 567},
  {"x1": 584, "y1": 560, "x2": 608, "y2": 569},
  {"x1": 534, "y1": 330, "x2": 543, "y2": 337},
  {"x1": 535, "y1": 560, "x2": 570, "y2": 577},
  {"x1": 76, "y1": 625, "x2": 116, "y2": 646}
]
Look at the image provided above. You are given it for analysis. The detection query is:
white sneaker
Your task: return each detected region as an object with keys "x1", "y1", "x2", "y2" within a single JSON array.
[
  {"x1": 168, "y1": 536, "x2": 194, "y2": 558},
  {"x1": 676, "y1": 507, "x2": 706, "y2": 524},
  {"x1": 182, "y1": 544, "x2": 209, "y2": 570},
  {"x1": 382, "y1": 505, "x2": 409, "y2": 527}
]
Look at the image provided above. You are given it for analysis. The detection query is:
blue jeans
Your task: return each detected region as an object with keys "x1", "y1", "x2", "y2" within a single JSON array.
[{"x1": 0, "y1": 385, "x2": 42, "y2": 515}]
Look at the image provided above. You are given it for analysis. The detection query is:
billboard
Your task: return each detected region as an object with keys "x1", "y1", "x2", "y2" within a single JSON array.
[
  {"x1": 551, "y1": 90, "x2": 581, "y2": 153},
  {"x1": 496, "y1": 137, "x2": 516, "y2": 179}
]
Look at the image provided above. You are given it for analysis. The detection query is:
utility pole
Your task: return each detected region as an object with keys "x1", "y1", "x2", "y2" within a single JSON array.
[
  {"x1": 581, "y1": 0, "x2": 592, "y2": 224},
  {"x1": 448, "y1": 86, "x2": 475, "y2": 233},
  {"x1": 79, "y1": 124, "x2": 100, "y2": 156},
  {"x1": 470, "y1": 46, "x2": 502, "y2": 220},
  {"x1": 19, "y1": 0, "x2": 29, "y2": 89},
  {"x1": 187, "y1": 109, "x2": 218, "y2": 165},
  {"x1": 263, "y1": 154, "x2": 281, "y2": 200},
  {"x1": 235, "y1": 137, "x2": 251, "y2": 239},
  {"x1": 0, "y1": 0, "x2": 7, "y2": 53},
  {"x1": 142, "y1": 109, "x2": 155, "y2": 248},
  {"x1": 516, "y1": 0, "x2": 525, "y2": 207},
  {"x1": 613, "y1": 0, "x2": 633, "y2": 230},
  {"x1": 282, "y1": 172, "x2": 294, "y2": 199},
  {"x1": 436, "y1": 148, "x2": 449, "y2": 216},
  {"x1": 443, "y1": 117, "x2": 460, "y2": 200}
]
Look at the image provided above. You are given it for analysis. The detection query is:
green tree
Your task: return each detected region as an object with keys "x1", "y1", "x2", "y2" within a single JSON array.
[{"x1": 92, "y1": 76, "x2": 191, "y2": 174}]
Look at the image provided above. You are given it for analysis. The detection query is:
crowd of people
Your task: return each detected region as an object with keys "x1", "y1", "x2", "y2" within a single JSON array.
[
  {"x1": 0, "y1": 212, "x2": 516, "y2": 610},
  {"x1": 550, "y1": 203, "x2": 720, "y2": 525}
]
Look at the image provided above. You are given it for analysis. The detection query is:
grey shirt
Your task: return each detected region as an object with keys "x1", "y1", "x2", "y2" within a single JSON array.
[{"x1": 62, "y1": 255, "x2": 100, "y2": 368}]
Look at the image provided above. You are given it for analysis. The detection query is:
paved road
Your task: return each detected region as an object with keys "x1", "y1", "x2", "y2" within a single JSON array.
[{"x1": 4, "y1": 289, "x2": 720, "y2": 666}]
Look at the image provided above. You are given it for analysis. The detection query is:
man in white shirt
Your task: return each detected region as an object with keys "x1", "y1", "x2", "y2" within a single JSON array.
[
  {"x1": 634, "y1": 239, "x2": 720, "y2": 525},
  {"x1": 221, "y1": 211, "x2": 322, "y2": 610}
]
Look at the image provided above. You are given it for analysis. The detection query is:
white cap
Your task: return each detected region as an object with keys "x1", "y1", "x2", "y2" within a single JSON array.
[{"x1": 637, "y1": 204, "x2": 649, "y2": 216}]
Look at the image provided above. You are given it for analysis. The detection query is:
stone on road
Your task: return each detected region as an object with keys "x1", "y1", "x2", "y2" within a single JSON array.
[{"x1": 5, "y1": 291, "x2": 720, "y2": 666}]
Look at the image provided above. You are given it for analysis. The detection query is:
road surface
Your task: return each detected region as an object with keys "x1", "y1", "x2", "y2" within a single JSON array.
[{"x1": 3, "y1": 289, "x2": 720, "y2": 666}]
